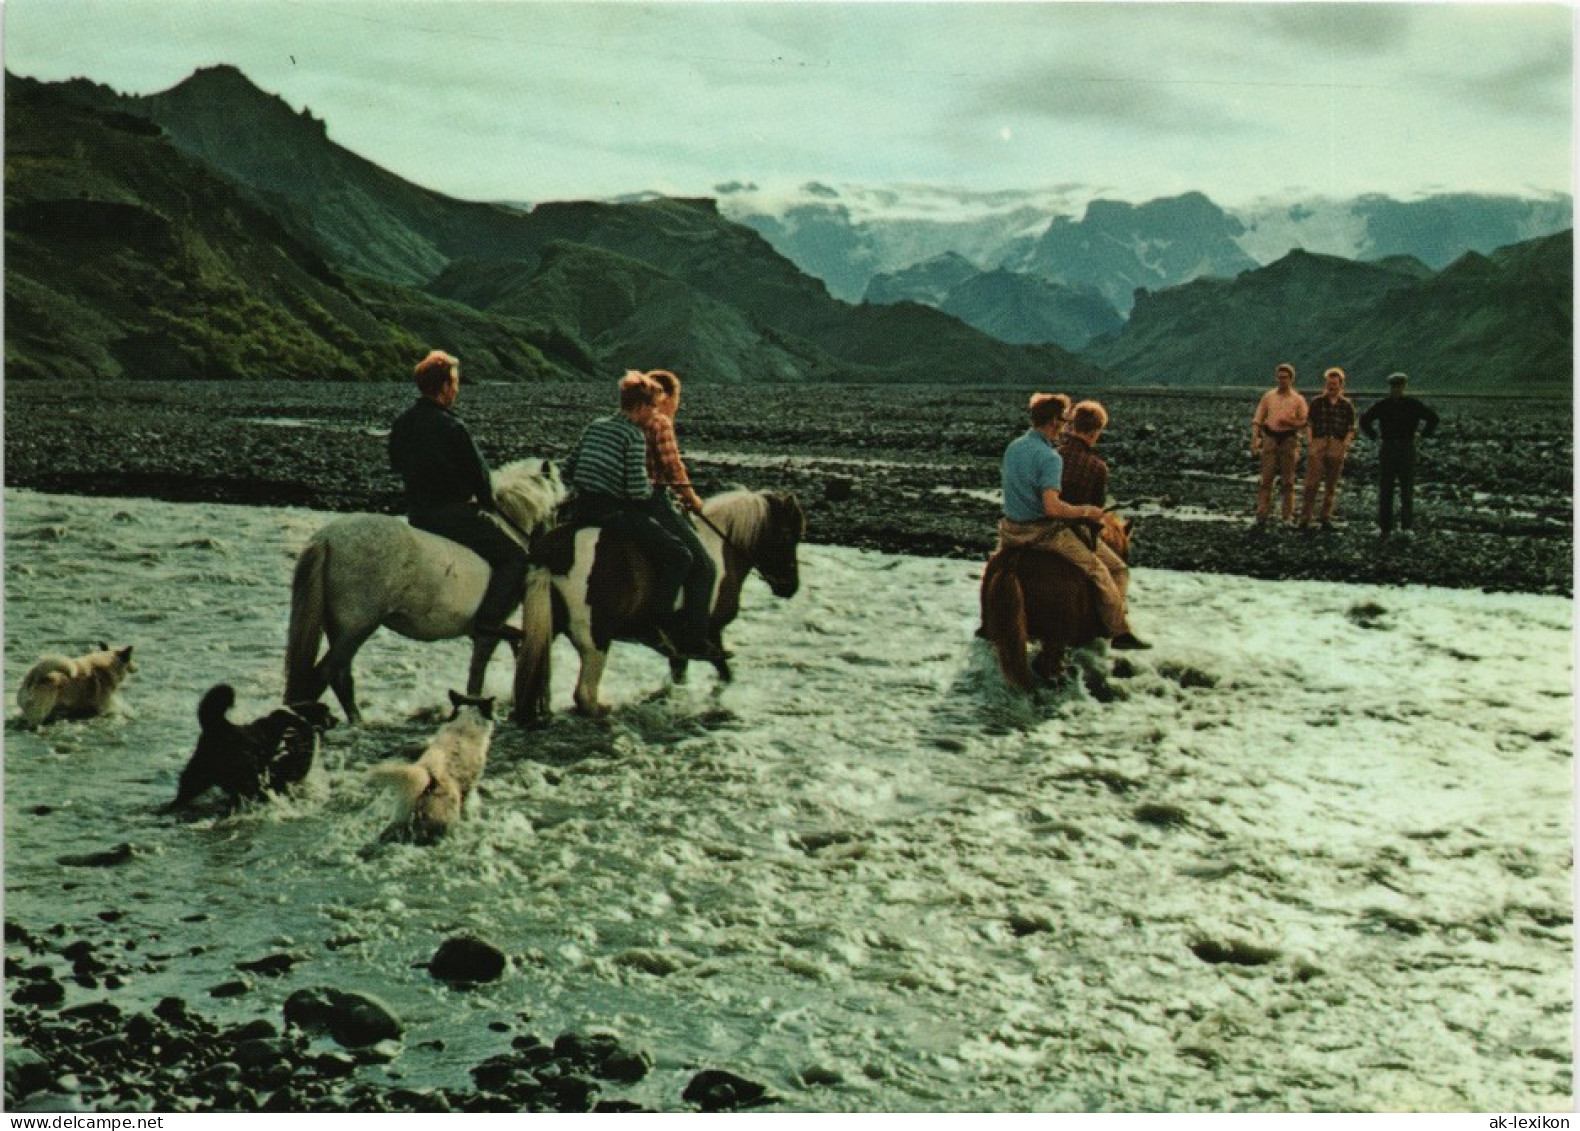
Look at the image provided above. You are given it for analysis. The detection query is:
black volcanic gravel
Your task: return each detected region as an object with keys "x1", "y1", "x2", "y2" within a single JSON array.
[{"x1": 5, "y1": 379, "x2": 1571, "y2": 595}]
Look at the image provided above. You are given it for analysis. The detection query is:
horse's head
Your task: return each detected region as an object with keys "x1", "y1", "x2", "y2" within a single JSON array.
[
  {"x1": 1099, "y1": 512, "x2": 1134, "y2": 561},
  {"x1": 755, "y1": 491, "x2": 806, "y2": 598},
  {"x1": 704, "y1": 489, "x2": 805, "y2": 599}
]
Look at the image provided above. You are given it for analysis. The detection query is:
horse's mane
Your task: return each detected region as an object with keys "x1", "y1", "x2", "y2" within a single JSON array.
[
  {"x1": 702, "y1": 489, "x2": 770, "y2": 545},
  {"x1": 493, "y1": 458, "x2": 566, "y2": 533}
]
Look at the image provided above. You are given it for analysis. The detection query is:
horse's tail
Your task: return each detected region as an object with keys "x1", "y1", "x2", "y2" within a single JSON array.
[
  {"x1": 982, "y1": 555, "x2": 1038, "y2": 693},
  {"x1": 284, "y1": 537, "x2": 328, "y2": 703},
  {"x1": 511, "y1": 565, "x2": 555, "y2": 726}
]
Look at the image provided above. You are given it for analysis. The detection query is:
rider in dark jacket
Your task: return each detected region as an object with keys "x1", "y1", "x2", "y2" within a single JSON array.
[{"x1": 389, "y1": 350, "x2": 527, "y2": 644}]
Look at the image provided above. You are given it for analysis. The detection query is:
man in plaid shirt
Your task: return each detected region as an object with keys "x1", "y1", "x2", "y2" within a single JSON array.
[
  {"x1": 1059, "y1": 400, "x2": 1132, "y2": 610},
  {"x1": 1298, "y1": 366, "x2": 1357, "y2": 530}
]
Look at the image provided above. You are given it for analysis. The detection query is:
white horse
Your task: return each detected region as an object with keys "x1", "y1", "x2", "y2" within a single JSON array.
[
  {"x1": 284, "y1": 459, "x2": 564, "y2": 724},
  {"x1": 514, "y1": 489, "x2": 805, "y2": 718}
]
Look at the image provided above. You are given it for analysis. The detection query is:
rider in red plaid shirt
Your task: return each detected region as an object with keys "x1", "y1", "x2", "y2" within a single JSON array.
[{"x1": 638, "y1": 370, "x2": 724, "y2": 662}]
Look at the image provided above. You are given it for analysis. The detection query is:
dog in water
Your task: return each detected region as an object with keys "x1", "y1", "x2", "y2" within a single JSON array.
[
  {"x1": 372, "y1": 691, "x2": 495, "y2": 844},
  {"x1": 168, "y1": 684, "x2": 337, "y2": 811},
  {"x1": 17, "y1": 643, "x2": 136, "y2": 727}
]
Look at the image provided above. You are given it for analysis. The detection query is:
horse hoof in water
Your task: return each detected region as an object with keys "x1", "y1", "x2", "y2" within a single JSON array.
[{"x1": 572, "y1": 692, "x2": 610, "y2": 718}]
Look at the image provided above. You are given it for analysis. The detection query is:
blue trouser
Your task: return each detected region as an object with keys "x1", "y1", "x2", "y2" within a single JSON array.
[
  {"x1": 410, "y1": 502, "x2": 530, "y2": 627},
  {"x1": 569, "y1": 494, "x2": 703, "y2": 637},
  {"x1": 648, "y1": 494, "x2": 716, "y2": 645}
]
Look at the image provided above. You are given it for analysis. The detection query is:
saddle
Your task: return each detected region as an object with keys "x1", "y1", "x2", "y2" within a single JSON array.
[{"x1": 531, "y1": 522, "x2": 721, "y2": 661}]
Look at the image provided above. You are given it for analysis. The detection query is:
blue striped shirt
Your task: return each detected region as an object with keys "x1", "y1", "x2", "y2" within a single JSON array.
[{"x1": 564, "y1": 414, "x2": 652, "y2": 500}]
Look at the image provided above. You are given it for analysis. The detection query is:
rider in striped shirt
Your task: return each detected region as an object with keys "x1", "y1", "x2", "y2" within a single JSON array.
[{"x1": 563, "y1": 373, "x2": 722, "y2": 662}]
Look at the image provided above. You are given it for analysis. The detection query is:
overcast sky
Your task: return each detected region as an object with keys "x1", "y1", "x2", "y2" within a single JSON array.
[{"x1": 4, "y1": 1, "x2": 1573, "y2": 209}]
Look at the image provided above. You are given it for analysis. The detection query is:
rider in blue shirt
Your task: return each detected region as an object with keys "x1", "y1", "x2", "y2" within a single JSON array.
[{"x1": 997, "y1": 392, "x2": 1148, "y2": 650}]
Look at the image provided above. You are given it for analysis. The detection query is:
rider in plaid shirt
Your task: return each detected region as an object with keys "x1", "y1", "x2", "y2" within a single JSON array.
[{"x1": 638, "y1": 369, "x2": 723, "y2": 662}]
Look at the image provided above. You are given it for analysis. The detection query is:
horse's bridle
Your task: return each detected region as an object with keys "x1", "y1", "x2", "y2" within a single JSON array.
[{"x1": 694, "y1": 510, "x2": 798, "y2": 592}]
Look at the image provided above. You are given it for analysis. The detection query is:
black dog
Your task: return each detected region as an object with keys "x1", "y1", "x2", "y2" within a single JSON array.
[{"x1": 169, "y1": 684, "x2": 336, "y2": 811}]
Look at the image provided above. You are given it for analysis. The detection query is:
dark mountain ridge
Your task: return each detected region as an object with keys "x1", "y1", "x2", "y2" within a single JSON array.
[
  {"x1": 1084, "y1": 235, "x2": 1572, "y2": 391},
  {"x1": 6, "y1": 66, "x2": 1568, "y2": 394},
  {"x1": 7, "y1": 66, "x2": 1097, "y2": 386}
]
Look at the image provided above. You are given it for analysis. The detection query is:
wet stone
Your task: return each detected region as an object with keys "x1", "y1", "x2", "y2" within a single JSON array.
[
  {"x1": 429, "y1": 935, "x2": 507, "y2": 986},
  {"x1": 1134, "y1": 803, "x2": 1191, "y2": 829},
  {"x1": 154, "y1": 1037, "x2": 199, "y2": 1067},
  {"x1": 5, "y1": 1047, "x2": 53, "y2": 1098},
  {"x1": 222, "y1": 1018, "x2": 279, "y2": 1044},
  {"x1": 232, "y1": 1038, "x2": 290, "y2": 1070},
  {"x1": 284, "y1": 987, "x2": 403, "y2": 1048},
  {"x1": 353, "y1": 1039, "x2": 402, "y2": 1065},
  {"x1": 79, "y1": 1036, "x2": 129, "y2": 1065},
  {"x1": 152, "y1": 996, "x2": 192, "y2": 1023},
  {"x1": 683, "y1": 1068, "x2": 776, "y2": 1112},
  {"x1": 312, "y1": 1051, "x2": 359, "y2": 1079},
  {"x1": 13, "y1": 980, "x2": 65, "y2": 1007},
  {"x1": 191, "y1": 1062, "x2": 242, "y2": 1088},
  {"x1": 59, "y1": 1000, "x2": 122, "y2": 1025},
  {"x1": 56, "y1": 843, "x2": 136, "y2": 868},
  {"x1": 598, "y1": 1048, "x2": 652, "y2": 1083},
  {"x1": 237, "y1": 953, "x2": 297, "y2": 978},
  {"x1": 542, "y1": 1074, "x2": 598, "y2": 1112},
  {"x1": 10, "y1": 1092, "x2": 89, "y2": 1113}
]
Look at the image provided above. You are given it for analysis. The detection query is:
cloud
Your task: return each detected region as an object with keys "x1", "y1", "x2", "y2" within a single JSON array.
[
  {"x1": 965, "y1": 58, "x2": 1251, "y2": 136},
  {"x1": 1253, "y1": 4, "x2": 1415, "y2": 56},
  {"x1": 1460, "y1": 37, "x2": 1573, "y2": 120}
]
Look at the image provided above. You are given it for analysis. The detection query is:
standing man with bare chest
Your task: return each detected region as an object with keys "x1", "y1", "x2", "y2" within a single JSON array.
[{"x1": 1251, "y1": 362, "x2": 1309, "y2": 526}]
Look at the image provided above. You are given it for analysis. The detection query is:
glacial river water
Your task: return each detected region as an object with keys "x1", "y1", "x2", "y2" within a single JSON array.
[{"x1": 4, "y1": 489, "x2": 1571, "y2": 1111}]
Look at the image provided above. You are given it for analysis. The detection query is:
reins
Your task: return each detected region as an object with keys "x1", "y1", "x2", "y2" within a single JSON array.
[{"x1": 693, "y1": 507, "x2": 796, "y2": 591}]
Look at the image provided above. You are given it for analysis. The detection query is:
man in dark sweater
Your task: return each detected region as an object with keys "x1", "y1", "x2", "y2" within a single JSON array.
[
  {"x1": 388, "y1": 350, "x2": 527, "y2": 644},
  {"x1": 1359, "y1": 372, "x2": 1440, "y2": 537}
]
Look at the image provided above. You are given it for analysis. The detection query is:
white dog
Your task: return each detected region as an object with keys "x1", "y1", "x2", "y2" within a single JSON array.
[
  {"x1": 372, "y1": 691, "x2": 494, "y2": 844},
  {"x1": 17, "y1": 643, "x2": 136, "y2": 727}
]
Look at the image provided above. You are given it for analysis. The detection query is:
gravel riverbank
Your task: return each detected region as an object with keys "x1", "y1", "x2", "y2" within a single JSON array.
[{"x1": 6, "y1": 380, "x2": 1571, "y2": 595}]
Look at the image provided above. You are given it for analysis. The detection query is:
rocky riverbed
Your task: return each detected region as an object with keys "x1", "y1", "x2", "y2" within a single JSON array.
[
  {"x1": 5, "y1": 379, "x2": 1572, "y2": 596},
  {"x1": 6, "y1": 918, "x2": 770, "y2": 1113}
]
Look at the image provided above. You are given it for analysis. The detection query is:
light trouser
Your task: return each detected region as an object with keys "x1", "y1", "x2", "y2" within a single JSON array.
[
  {"x1": 995, "y1": 519, "x2": 1131, "y2": 636},
  {"x1": 1299, "y1": 436, "x2": 1350, "y2": 525},
  {"x1": 1257, "y1": 434, "x2": 1300, "y2": 520}
]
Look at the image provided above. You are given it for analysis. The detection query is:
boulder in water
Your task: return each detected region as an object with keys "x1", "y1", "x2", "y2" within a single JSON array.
[
  {"x1": 283, "y1": 987, "x2": 403, "y2": 1048},
  {"x1": 428, "y1": 935, "x2": 507, "y2": 986}
]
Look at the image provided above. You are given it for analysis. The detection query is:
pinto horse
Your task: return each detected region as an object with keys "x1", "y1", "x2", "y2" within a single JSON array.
[
  {"x1": 283, "y1": 460, "x2": 564, "y2": 724},
  {"x1": 979, "y1": 514, "x2": 1134, "y2": 692},
  {"x1": 513, "y1": 489, "x2": 805, "y2": 719}
]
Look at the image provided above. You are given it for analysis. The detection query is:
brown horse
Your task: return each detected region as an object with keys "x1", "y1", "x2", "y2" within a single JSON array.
[
  {"x1": 979, "y1": 514, "x2": 1134, "y2": 691},
  {"x1": 513, "y1": 489, "x2": 805, "y2": 720}
]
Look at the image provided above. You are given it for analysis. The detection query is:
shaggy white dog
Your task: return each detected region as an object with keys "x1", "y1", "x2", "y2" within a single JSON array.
[
  {"x1": 17, "y1": 643, "x2": 136, "y2": 727},
  {"x1": 372, "y1": 691, "x2": 494, "y2": 844}
]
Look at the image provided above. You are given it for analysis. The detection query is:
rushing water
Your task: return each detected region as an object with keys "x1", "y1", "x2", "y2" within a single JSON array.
[{"x1": 4, "y1": 489, "x2": 1572, "y2": 1111}]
